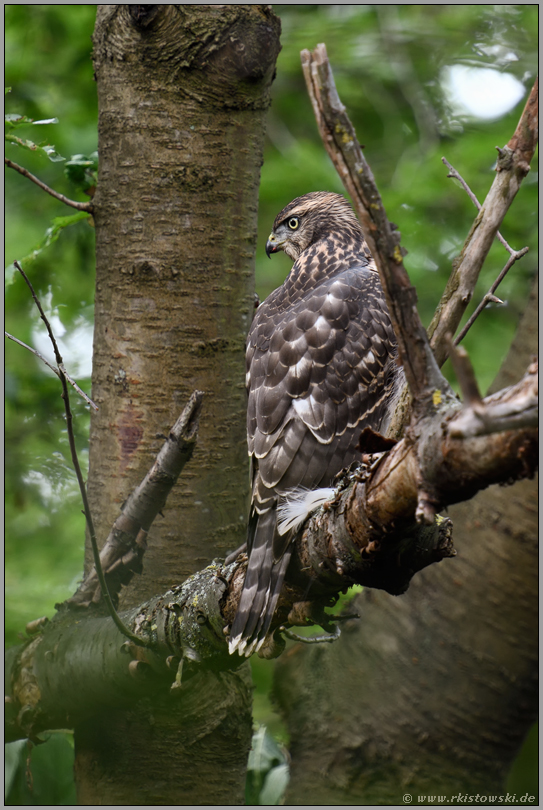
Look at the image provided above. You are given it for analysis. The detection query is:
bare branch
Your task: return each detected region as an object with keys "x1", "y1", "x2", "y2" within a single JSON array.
[
  {"x1": 66, "y1": 391, "x2": 205, "y2": 608},
  {"x1": 13, "y1": 262, "x2": 144, "y2": 646},
  {"x1": 300, "y1": 43, "x2": 452, "y2": 417},
  {"x1": 448, "y1": 359, "x2": 538, "y2": 439},
  {"x1": 5, "y1": 331, "x2": 98, "y2": 410},
  {"x1": 13, "y1": 262, "x2": 63, "y2": 365},
  {"x1": 442, "y1": 157, "x2": 520, "y2": 255},
  {"x1": 6, "y1": 331, "x2": 61, "y2": 377},
  {"x1": 362, "y1": 366, "x2": 537, "y2": 523},
  {"x1": 5, "y1": 157, "x2": 93, "y2": 213},
  {"x1": 446, "y1": 339, "x2": 483, "y2": 406},
  {"x1": 440, "y1": 156, "x2": 530, "y2": 345},
  {"x1": 428, "y1": 78, "x2": 538, "y2": 366},
  {"x1": 454, "y1": 246, "x2": 529, "y2": 345}
]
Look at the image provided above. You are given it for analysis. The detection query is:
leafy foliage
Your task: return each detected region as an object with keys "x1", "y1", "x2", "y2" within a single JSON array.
[
  {"x1": 5, "y1": 734, "x2": 76, "y2": 806},
  {"x1": 5, "y1": 111, "x2": 64, "y2": 162},
  {"x1": 64, "y1": 151, "x2": 98, "y2": 194},
  {"x1": 5, "y1": 211, "x2": 91, "y2": 285}
]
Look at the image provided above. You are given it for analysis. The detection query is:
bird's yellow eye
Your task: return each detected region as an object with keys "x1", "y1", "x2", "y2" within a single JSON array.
[{"x1": 288, "y1": 217, "x2": 300, "y2": 230}]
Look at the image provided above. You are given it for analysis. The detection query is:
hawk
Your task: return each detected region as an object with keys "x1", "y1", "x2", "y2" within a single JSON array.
[{"x1": 228, "y1": 192, "x2": 402, "y2": 657}]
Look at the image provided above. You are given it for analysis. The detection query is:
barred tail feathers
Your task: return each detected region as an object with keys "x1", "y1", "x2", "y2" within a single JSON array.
[{"x1": 228, "y1": 509, "x2": 290, "y2": 657}]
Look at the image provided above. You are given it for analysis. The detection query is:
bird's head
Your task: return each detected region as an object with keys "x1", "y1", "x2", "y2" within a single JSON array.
[{"x1": 265, "y1": 191, "x2": 363, "y2": 261}]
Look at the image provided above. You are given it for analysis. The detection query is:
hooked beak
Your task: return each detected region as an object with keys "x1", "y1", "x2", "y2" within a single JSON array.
[{"x1": 265, "y1": 233, "x2": 283, "y2": 259}]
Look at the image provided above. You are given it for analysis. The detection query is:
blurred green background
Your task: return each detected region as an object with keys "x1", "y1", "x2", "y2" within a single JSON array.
[{"x1": 5, "y1": 4, "x2": 538, "y2": 805}]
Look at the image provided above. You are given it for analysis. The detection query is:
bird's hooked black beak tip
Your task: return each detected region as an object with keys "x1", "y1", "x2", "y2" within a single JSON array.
[{"x1": 265, "y1": 241, "x2": 274, "y2": 259}]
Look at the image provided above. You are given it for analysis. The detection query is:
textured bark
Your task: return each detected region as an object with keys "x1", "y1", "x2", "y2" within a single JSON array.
[
  {"x1": 75, "y1": 5, "x2": 280, "y2": 805},
  {"x1": 75, "y1": 668, "x2": 254, "y2": 806},
  {"x1": 88, "y1": 3, "x2": 279, "y2": 594},
  {"x1": 274, "y1": 276, "x2": 538, "y2": 805}
]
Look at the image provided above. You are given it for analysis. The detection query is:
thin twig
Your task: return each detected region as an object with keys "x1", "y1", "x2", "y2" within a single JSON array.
[
  {"x1": 6, "y1": 331, "x2": 61, "y2": 377},
  {"x1": 13, "y1": 261, "x2": 147, "y2": 647},
  {"x1": 5, "y1": 331, "x2": 98, "y2": 410},
  {"x1": 428, "y1": 79, "x2": 538, "y2": 367},
  {"x1": 5, "y1": 158, "x2": 93, "y2": 213},
  {"x1": 442, "y1": 158, "x2": 520, "y2": 256},
  {"x1": 454, "y1": 246, "x2": 530, "y2": 346}
]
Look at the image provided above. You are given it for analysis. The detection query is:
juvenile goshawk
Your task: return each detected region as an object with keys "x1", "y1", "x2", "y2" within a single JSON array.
[{"x1": 228, "y1": 191, "x2": 402, "y2": 657}]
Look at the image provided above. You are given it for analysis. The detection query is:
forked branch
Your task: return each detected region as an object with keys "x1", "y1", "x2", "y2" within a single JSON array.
[
  {"x1": 453, "y1": 245, "x2": 529, "y2": 346},
  {"x1": 428, "y1": 79, "x2": 538, "y2": 366},
  {"x1": 5, "y1": 330, "x2": 97, "y2": 410}
]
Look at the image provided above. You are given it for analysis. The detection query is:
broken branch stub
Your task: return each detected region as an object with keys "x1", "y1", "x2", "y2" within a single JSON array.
[{"x1": 66, "y1": 391, "x2": 204, "y2": 608}]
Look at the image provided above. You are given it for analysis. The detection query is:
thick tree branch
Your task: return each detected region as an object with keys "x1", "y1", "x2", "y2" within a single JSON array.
[
  {"x1": 5, "y1": 560, "x2": 240, "y2": 742},
  {"x1": 5, "y1": 157, "x2": 94, "y2": 212},
  {"x1": 428, "y1": 78, "x2": 538, "y2": 366}
]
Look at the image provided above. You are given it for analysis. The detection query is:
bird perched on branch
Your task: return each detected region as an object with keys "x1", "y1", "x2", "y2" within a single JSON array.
[{"x1": 228, "y1": 191, "x2": 402, "y2": 657}]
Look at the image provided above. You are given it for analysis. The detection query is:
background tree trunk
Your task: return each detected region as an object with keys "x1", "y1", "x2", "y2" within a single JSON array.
[
  {"x1": 275, "y1": 278, "x2": 538, "y2": 805},
  {"x1": 75, "y1": 6, "x2": 280, "y2": 804}
]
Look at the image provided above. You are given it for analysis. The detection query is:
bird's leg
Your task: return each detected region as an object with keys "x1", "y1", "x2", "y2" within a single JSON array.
[{"x1": 279, "y1": 624, "x2": 342, "y2": 645}]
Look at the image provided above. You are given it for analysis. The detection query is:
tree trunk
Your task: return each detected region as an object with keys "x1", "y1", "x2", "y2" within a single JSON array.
[
  {"x1": 274, "y1": 277, "x2": 538, "y2": 805},
  {"x1": 75, "y1": 5, "x2": 280, "y2": 804}
]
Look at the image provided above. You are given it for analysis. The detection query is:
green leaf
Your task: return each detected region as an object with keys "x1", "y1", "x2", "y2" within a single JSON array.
[
  {"x1": 5, "y1": 87, "x2": 11, "y2": 95},
  {"x1": 5, "y1": 733, "x2": 77, "y2": 805},
  {"x1": 5, "y1": 131, "x2": 65, "y2": 162},
  {"x1": 41, "y1": 143, "x2": 65, "y2": 162},
  {"x1": 4, "y1": 740, "x2": 27, "y2": 799},
  {"x1": 64, "y1": 152, "x2": 98, "y2": 191},
  {"x1": 6, "y1": 211, "x2": 90, "y2": 281},
  {"x1": 5, "y1": 114, "x2": 59, "y2": 127},
  {"x1": 5, "y1": 115, "x2": 64, "y2": 161},
  {"x1": 245, "y1": 725, "x2": 289, "y2": 805}
]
